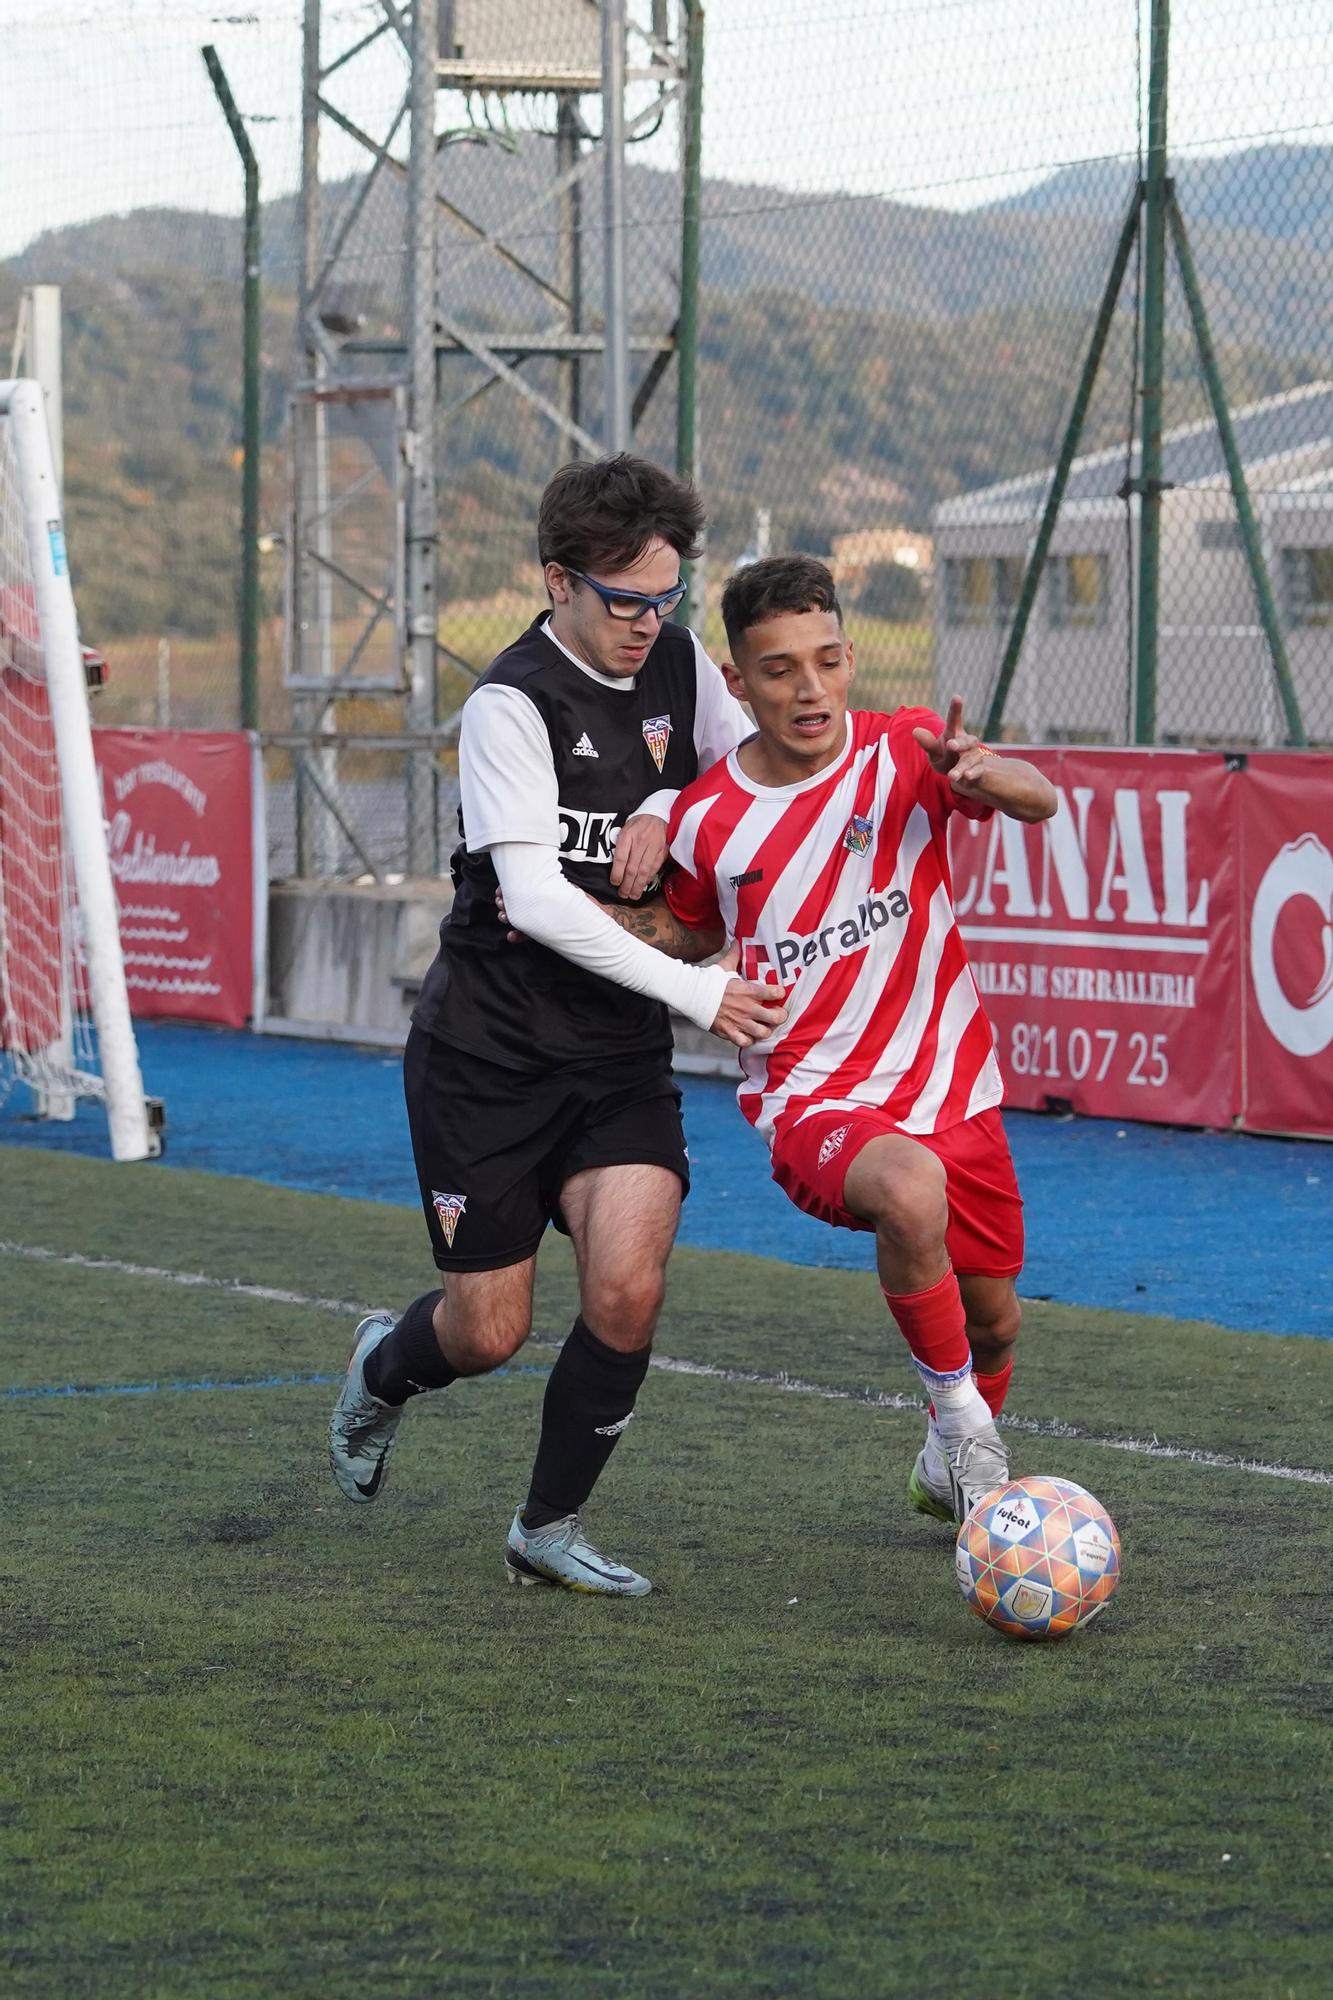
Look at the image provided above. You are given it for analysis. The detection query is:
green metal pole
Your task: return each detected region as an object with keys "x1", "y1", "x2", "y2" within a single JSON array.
[
  {"x1": 1167, "y1": 196, "x2": 1306, "y2": 746},
  {"x1": 677, "y1": 1, "x2": 704, "y2": 626},
  {"x1": 203, "y1": 45, "x2": 261, "y2": 732},
  {"x1": 984, "y1": 186, "x2": 1143, "y2": 739},
  {"x1": 1133, "y1": 0, "x2": 1170, "y2": 745}
]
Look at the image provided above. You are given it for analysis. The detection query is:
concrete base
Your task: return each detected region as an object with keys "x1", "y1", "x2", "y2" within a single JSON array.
[
  {"x1": 265, "y1": 878, "x2": 453, "y2": 1044},
  {"x1": 262, "y1": 877, "x2": 739, "y2": 1078}
]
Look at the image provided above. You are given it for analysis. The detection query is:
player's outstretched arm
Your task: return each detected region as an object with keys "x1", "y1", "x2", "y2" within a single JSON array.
[
  {"x1": 600, "y1": 894, "x2": 725, "y2": 964},
  {"x1": 912, "y1": 696, "x2": 1057, "y2": 824},
  {"x1": 610, "y1": 882, "x2": 785, "y2": 1049},
  {"x1": 492, "y1": 844, "x2": 784, "y2": 1046},
  {"x1": 599, "y1": 895, "x2": 786, "y2": 1044}
]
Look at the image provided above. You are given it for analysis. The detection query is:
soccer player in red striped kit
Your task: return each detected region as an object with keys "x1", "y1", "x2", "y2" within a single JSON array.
[{"x1": 625, "y1": 555, "x2": 1058, "y2": 1522}]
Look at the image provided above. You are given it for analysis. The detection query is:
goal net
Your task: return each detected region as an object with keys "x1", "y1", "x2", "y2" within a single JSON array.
[{"x1": 0, "y1": 378, "x2": 160, "y2": 1160}]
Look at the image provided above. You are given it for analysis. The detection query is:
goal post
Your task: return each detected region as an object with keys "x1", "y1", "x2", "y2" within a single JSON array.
[{"x1": 0, "y1": 377, "x2": 161, "y2": 1162}]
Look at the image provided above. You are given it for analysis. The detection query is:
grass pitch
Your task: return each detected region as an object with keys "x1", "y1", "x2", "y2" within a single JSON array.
[{"x1": 2, "y1": 1145, "x2": 1331, "y2": 1999}]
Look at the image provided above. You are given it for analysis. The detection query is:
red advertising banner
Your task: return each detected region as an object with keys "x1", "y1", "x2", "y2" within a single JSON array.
[
  {"x1": 1238, "y1": 753, "x2": 1333, "y2": 1138},
  {"x1": 950, "y1": 749, "x2": 1240, "y2": 1129},
  {"x1": 92, "y1": 728, "x2": 264, "y2": 1030}
]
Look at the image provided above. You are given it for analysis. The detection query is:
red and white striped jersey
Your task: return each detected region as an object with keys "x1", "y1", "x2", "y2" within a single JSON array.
[{"x1": 665, "y1": 707, "x2": 1003, "y2": 1144}]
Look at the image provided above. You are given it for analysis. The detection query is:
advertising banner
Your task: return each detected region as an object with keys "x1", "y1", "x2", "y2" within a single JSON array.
[
  {"x1": 1238, "y1": 753, "x2": 1333, "y2": 1137},
  {"x1": 950, "y1": 749, "x2": 1240, "y2": 1129},
  {"x1": 92, "y1": 728, "x2": 265, "y2": 1030}
]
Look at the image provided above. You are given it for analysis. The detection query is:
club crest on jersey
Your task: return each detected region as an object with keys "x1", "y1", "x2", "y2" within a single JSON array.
[
  {"x1": 843, "y1": 813, "x2": 874, "y2": 856},
  {"x1": 431, "y1": 1190, "x2": 466, "y2": 1249},
  {"x1": 642, "y1": 713, "x2": 672, "y2": 773}
]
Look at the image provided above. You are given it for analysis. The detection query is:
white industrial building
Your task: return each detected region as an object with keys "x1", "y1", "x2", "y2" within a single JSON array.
[{"x1": 932, "y1": 381, "x2": 1333, "y2": 744}]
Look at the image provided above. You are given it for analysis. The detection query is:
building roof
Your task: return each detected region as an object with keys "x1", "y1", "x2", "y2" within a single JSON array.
[{"x1": 936, "y1": 380, "x2": 1333, "y2": 525}]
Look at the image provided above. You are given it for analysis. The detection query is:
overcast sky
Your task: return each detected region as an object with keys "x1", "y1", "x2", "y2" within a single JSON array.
[{"x1": 1, "y1": 0, "x2": 1330, "y2": 259}]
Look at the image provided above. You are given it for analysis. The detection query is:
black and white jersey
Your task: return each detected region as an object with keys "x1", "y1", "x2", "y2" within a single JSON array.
[{"x1": 413, "y1": 613, "x2": 749, "y2": 1071}]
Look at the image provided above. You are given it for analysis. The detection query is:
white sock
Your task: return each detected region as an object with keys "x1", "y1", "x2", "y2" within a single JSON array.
[{"x1": 912, "y1": 1358, "x2": 991, "y2": 1439}]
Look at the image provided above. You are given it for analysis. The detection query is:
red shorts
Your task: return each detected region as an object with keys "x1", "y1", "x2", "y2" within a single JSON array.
[{"x1": 770, "y1": 1103, "x2": 1024, "y2": 1278}]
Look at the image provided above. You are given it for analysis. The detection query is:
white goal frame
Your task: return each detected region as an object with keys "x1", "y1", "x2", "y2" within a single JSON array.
[{"x1": 0, "y1": 377, "x2": 159, "y2": 1161}]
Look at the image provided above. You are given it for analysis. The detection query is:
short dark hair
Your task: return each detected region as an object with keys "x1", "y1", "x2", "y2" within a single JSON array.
[
  {"x1": 721, "y1": 554, "x2": 843, "y2": 652},
  {"x1": 537, "y1": 453, "x2": 705, "y2": 575}
]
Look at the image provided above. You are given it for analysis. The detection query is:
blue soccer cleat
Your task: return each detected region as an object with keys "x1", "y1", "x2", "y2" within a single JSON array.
[{"x1": 504, "y1": 1510, "x2": 652, "y2": 1596}]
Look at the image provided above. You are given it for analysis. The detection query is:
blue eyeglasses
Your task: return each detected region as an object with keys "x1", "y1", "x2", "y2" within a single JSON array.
[{"x1": 565, "y1": 567, "x2": 688, "y2": 622}]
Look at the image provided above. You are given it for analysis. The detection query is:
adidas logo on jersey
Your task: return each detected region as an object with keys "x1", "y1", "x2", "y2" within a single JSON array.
[{"x1": 571, "y1": 731, "x2": 599, "y2": 757}]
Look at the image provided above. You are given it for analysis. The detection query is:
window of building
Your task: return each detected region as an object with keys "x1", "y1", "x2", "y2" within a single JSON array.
[
  {"x1": 1050, "y1": 552, "x2": 1110, "y2": 628},
  {"x1": 996, "y1": 555, "x2": 1026, "y2": 615},
  {"x1": 943, "y1": 557, "x2": 994, "y2": 626},
  {"x1": 1199, "y1": 519, "x2": 1242, "y2": 552},
  {"x1": 943, "y1": 555, "x2": 1025, "y2": 627},
  {"x1": 1281, "y1": 546, "x2": 1333, "y2": 627}
]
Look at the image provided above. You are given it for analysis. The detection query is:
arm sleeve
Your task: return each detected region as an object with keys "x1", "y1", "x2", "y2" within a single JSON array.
[
  {"x1": 459, "y1": 684, "x2": 560, "y2": 851},
  {"x1": 631, "y1": 633, "x2": 752, "y2": 823},
  {"x1": 691, "y1": 629, "x2": 753, "y2": 767},
  {"x1": 493, "y1": 841, "x2": 732, "y2": 1033}
]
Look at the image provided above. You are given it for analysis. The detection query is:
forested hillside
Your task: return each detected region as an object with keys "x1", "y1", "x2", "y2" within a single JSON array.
[{"x1": 2, "y1": 141, "x2": 1326, "y2": 642}]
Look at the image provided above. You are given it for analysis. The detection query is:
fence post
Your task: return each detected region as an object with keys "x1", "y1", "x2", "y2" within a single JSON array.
[
  {"x1": 202, "y1": 45, "x2": 261, "y2": 733},
  {"x1": 601, "y1": 0, "x2": 631, "y2": 451},
  {"x1": 677, "y1": 2, "x2": 705, "y2": 628},
  {"x1": 405, "y1": 0, "x2": 440, "y2": 875},
  {"x1": 1167, "y1": 196, "x2": 1306, "y2": 747},
  {"x1": 984, "y1": 186, "x2": 1143, "y2": 739},
  {"x1": 1132, "y1": 0, "x2": 1171, "y2": 745}
]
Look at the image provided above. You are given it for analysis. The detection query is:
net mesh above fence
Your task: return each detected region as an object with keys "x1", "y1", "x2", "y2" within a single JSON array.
[{"x1": 2, "y1": 2, "x2": 1330, "y2": 878}]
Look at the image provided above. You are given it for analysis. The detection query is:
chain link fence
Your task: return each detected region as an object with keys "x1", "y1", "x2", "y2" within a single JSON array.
[{"x1": 2, "y1": 2, "x2": 1330, "y2": 878}]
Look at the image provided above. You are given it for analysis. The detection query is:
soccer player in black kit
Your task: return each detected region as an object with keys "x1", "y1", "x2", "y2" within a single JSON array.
[{"x1": 328, "y1": 455, "x2": 785, "y2": 1594}]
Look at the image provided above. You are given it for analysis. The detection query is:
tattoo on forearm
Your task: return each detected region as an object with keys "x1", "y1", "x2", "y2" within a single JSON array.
[{"x1": 604, "y1": 897, "x2": 719, "y2": 962}]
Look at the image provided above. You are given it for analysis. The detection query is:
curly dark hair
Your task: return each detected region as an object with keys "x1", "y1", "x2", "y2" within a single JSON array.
[
  {"x1": 537, "y1": 454, "x2": 705, "y2": 575},
  {"x1": 721, "y1": 554, "x2": 843, "y2": 651}
]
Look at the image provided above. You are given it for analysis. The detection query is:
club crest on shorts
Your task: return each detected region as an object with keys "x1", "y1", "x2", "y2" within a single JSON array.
[
  {"x1": 642, "y1": 713, "x2": 672, "y2": 773},
  {"x1": 817, "y1": 1124, "x2": 851, "y2": 1169},
  {"x1": 843, "y1": 813, "x2": 874, "y2": 856},
  {"x1": 431, "y1": 1190, "x2": 466, "y2": 1249}
]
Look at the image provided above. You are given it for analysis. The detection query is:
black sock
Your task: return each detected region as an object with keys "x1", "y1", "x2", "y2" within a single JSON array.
[
  {"x1": 363, "y1": 1290, "x2": 458, "y2": 1404},
  {"x1": 522, "y1": 1316, "x2": 652, "y2": 1529}
]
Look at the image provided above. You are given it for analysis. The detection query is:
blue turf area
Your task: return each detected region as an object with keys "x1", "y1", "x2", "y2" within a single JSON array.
[{"x1": 5, "y1": 1020, "x2": 1328, "y2": 1339}]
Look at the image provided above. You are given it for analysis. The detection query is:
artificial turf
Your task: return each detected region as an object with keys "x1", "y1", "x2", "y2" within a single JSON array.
[{"x1": 2, "y1": 1145, "x2": 1331, "y2": 1998}]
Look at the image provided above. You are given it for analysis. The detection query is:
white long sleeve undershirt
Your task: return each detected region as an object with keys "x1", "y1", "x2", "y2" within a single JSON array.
[{"x1": 490, "y1": 840, "x2": 732, "y2": 1035}]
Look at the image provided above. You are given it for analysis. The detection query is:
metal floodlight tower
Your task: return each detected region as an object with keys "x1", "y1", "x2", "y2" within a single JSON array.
[{"x1": 287, "y1": 3, "x2": 703, "y2": 878}]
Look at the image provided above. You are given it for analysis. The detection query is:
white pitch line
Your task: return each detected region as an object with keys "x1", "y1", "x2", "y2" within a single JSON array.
[
  {"x1": 3, "y1": 1239, "x2": 1330, "y2": 1489},
  {"x1": 0, "y1": 1241, "x2": 368, "y2": 1317}
]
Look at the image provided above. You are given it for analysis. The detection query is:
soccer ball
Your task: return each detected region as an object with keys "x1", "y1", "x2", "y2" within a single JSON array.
[{"x1": 954, "y1": 1475, "x2": 1121, "y2": 1641}]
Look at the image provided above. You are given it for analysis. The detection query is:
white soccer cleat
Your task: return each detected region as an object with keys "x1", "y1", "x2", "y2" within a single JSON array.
[
  {"x1": 909, "y1": 1415, "x2": 1009, "y2": 1526},
  {"x1": 328, "y1": 1312, "x2": 404, "y2": 1503},
  {"x1": 503, "y1": 1510, "x2": 652, "y2": 1596}
]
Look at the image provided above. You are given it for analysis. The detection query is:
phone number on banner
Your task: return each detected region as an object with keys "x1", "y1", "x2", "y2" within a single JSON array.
[{"x1": 1002, "y1": 1023, "x2": 1171, "y2": 1089}]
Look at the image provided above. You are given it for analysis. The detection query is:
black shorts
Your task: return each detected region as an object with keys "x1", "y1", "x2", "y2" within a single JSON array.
[{"x1": 403, "y1": 1024, "x2": 690, "y2": 1273}]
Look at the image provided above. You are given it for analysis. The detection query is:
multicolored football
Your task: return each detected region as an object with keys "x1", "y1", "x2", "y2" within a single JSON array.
[{"x1": 954, "y1": 1475, "x2": 1121, "y2": 1640}]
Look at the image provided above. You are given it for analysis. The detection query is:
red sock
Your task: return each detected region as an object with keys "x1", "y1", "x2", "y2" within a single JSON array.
[
  {"x1": 974, "y1": 1360, "x2": 1013, "y2": 1417},
  {"x1": 881, "y1": 1271, "x2": 970, "y2": 1376}
]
